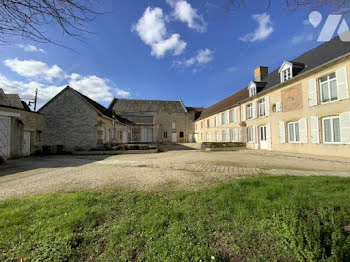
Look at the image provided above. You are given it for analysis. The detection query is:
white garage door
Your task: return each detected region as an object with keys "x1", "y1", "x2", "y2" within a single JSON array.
[{"x1": 0, "y1": 116, "x2": 10, "y2": 158}]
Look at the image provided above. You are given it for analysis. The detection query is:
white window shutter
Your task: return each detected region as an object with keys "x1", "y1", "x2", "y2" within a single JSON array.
[
  {"x1": 310, "y1": 117, "x2": 320, "y2": 144},
  {"x1": 254, "y1": 126, "x2": 259, "y2": 149},
  {"x1": 279, "y1": 122, "x2": 286, "y2": 144},
  {"x1": 265, "y1": 96, "x2": 270, "y2": 116},
  {"x1": 225, "y1": 111, "x2": 229, "y2": 124},
  {"x1": 266, "y1": 123, "x2": 272, "y2": 150},
  {"x1": 241, "y1": 127, "x2": 247, "y2": 142},
  {"x1": 340, "y1": 112, "x2": 350, "y2": 143},
  {"x1": 234, "y1": 128, "x2": 239, "y2": 142},
  {"x1": 218, "y1": 115, "x2": 222, "y2": 126},
  {"x1": 276, "y1": 101, "x2": 282, "y2": 112},
  {"x1": 336, "y1": 67, "x2": 349, "y2": 100},
  {"x1": 241, "y1": 105, "x2": 246, "y2": 121},
  {"x1": 298, "y1": 118, "x2": 308, "y2": 144},
  {"x1": 252, "y1": 102, "x2": 257, "y2": 119},
  {"x1": 308, "y1": 79, "x2": 317, "y2": 106},
  {"x1": 234, "y1": 108, "x2": 237, "y2": 122}
]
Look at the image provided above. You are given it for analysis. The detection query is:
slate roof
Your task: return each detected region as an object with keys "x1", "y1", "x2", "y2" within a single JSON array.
[
  {"x1": 109, "y1": 98, "x2": 187, "y2": 113},
  {"x1": 198, "y1": 35, "x2": 350, "y2": 120},
  {"x1": 186, "y1": 107, "x2": 205, "y2": 120},
  {"x1": 198, "y1": 88, "x2": 249, "y2": 120}
]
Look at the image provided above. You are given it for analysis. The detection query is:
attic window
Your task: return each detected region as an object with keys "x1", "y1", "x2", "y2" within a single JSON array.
[
  {"x1": 282, "y1": 68, "x2": 292, "y2": 82},
  {"x1": 248, "y1": 84, "x2": 257, "y2": 97}
]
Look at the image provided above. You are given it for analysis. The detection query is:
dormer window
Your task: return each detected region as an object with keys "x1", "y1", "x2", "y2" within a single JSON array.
[
  {"x1": 278, "y1": 61, "x2": 304, "y2": 84},
  {"x1": 282, "y1": 68, "x2": 292, "y2": 82},
  {"x1": 248, "y1": 82, "x2": 257, "y2": 97}
]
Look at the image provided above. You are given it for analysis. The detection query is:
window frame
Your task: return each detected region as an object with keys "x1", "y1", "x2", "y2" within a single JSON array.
[
  {"x1": 322, "y1": 116, "x2": 342, "y2": 144},
  {"x1": 287, "y1": 122, "x2": 300, "y2": 143},
  {"x1": 247, "y1": 103, "x2": 253, "y2": 120},
  {"x1": 229, "y1": 109, "x2": 235, "y2": 123},
  {"x1": 282, "y1": 68, "x2": 292, "y2": 82},
  {"x1": 163, "y1": 131, "x2": 168, "y2": 139},
  {"x1": 319, "y1": 73, "x2": 338, "y2": 104},
  {"x1": 247, "y1": 127, "x2": 255, "y2": 142},
  {"x1": 258, "y1": 99, "x2": 266, "y2": 117}
]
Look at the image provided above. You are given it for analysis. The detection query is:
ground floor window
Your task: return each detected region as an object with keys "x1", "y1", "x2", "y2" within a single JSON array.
[
  {"x1": 163, "y1": 131, "x2": 168, "y2": 138},
  {"x1": 260, "y1": 126, "x2": 267, "y2": 141},
  {"x1": 288, "y1": 122, "x2": 300, "y2": 143},
  {"x1": 179, "y1": 131, "x2": 184, "y2": 138},
  {"x1": 247, "y1": 127, "x2": 254, "y2": 142},
  {"x1": 323, "y1": 116, "x2": 341, "y2": 143}
]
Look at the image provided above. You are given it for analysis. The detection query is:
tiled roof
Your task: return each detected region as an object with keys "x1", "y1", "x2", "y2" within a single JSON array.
[
  {"x1": 109, "y1": 98, "x2": 187, "y2": 113},
  {"x1": 198, "y1": 88, "x2": 249, "y2": 120}
]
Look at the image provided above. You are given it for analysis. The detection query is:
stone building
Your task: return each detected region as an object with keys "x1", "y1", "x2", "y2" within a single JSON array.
[
  {"x1": 108, "y1": 98, "x2": 200, "y2": 143},
  {"x1": 0, "y1": 89, "x2": 45, "y2": 159},
  {"x1": 39, "y1": 86, "x2": 131, "y2": 152},
  {"x1": 195, "y1": 35, "x2": 350, "y2": 157}
]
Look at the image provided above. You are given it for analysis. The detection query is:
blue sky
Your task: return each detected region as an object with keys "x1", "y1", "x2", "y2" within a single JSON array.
[{"x1": 0, "y1": 0, "x2": 335, "y2": 109}]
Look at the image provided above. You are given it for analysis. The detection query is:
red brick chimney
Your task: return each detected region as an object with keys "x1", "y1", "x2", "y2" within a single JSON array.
[{"x1": 254, "y1": 66, "x2": 268, "y2": 82}]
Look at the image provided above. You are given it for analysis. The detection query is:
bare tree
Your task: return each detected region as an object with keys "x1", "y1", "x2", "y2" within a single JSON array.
[{"x1": 0, "y1": 0, "x2": 102, "y2": 45}]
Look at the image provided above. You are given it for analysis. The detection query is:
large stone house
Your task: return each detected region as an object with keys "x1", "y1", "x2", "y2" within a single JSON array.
[
  {"x1": 109, "y1": 98, "x2": 200, "y2": 143},
  {"x1": 39, "y1": 86, "x2": 131, "y2": 152},
  {"x1": 0, "y1": 89, "x2": 45, "y2": 159},
  {"x1": 195, "y1": 35, "x2": 350, "y2": 157}
]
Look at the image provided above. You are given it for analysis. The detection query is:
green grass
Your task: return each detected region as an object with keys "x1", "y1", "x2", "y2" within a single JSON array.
[{"x1": 1, "y1": 176, "x2": 350, "y2": 261}]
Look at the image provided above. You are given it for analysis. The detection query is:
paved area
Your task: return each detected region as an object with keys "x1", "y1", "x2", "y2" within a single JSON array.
[{"x1": 1, "y1": 148, "x2": 350, "y2": 200}]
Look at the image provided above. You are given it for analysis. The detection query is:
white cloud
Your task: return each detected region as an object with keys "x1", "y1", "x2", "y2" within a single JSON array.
[
  {"x1": 17, "y1": 44, "x2": 45, "y2": 53},
  {"x1": 68, "y1": 74, "x2": 130, "y2": 101},
  {"x1": 0, "y1": 73, "x2": 65, "y2": 108},
  {"x1": 175, "y1": 48, "x2": 213, "y2": 70},
  {"x1": 168, "y1": 0, "x2": 207, "y2": 32},
  {"x1": 291, "y1": 33, "x2": 313, "y2": 44},
  {"x1": 1, "y1": 59, "x2": 130, "y2": 108},
  {"x1": 240, "y1": 13, "x2": 274, "y2": 42},
  {"x1": 4, "y1": 58, "x2": 64, "y2": 82},
  {"x1": 133, "y1": 7, "x2": 186, "y2": 57}
]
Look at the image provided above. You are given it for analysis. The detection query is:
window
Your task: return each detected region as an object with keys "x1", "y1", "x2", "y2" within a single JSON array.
[
  {"x1": 36, "y1": 131, "x2": 42, "y2": 143},
  {"x1": 229, "y1": 109, "x2": 235, "y2": 123},
  {"x1": 215, "y1": 131, "x2": 220, "y2": 142},
  {"x1": 207, "y1": 119, "x2": 210, "y2": 128},
  {"x1": 163, "y1": 131, "x2": 168, "y2": 138},
  {"x1": 282, "y1": 68, "x2": 292, "y2": 82},
  {"x1": 247, "y1": 103, "x2": 253, "y2": 120},
  {"x1": 201, "y1": 121, "x2": 204, "y2": 129},
  {"x1": 322, "y1": 117, "x2": 341, "y2": 143},
  {"x1": 288, "y1": 122, "x2": 300, "y2": 143},
  {"x1": 260, "y1": 126, "x2": 267, "y2": 141},
  {"x1": 172, "y1": 122, "x2": 176, "y2": 129},
  {"x1": 249, "y1": 85, "x2": 256, "y2": 97},
  {"x1": 258, "y1": 99, "x2": 266, "y2": 117},
  {"x1": 320, "y1": 73, "x2": 337, "y2": 103},
  {"x1": 214, "y1": 117, "x2": 217, "y2": 127},
  {"x1": 221, "y1": 113, "x2": 225, "y2": 125},
  {"x1": 247, "y1": 127, "x2": 255, "y2": 142},
  {"x1": 179, "y1": 131, "x2": 184, "y2": 138}
]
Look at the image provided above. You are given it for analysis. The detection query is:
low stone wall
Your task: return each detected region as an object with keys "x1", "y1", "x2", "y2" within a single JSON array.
[
  {"x1": 201, "y1": 142, "x2": 246, "y2": 151},
  {"x1": 72, "y1": 149, "x2": 159, "y2": 155}
]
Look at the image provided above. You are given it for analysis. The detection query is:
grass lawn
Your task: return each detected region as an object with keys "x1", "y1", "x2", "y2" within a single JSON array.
[{"x1": 1, "y1": 176, "x2": 350, "y2": 261}]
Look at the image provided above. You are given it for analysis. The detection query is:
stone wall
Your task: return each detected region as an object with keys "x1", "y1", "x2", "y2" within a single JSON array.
[{"x1": 40, "y1": 88, "x2": 99, "y2": 151}]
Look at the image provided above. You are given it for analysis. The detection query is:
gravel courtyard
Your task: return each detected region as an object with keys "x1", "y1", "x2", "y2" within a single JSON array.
[{"x1": 1, "y1": 146, "x2": 350, "y2": 199}]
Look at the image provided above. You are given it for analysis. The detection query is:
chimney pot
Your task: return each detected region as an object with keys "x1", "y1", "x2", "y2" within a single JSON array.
[{"x1": 254, "y1": 66, "x2": 268, "y2": 82}]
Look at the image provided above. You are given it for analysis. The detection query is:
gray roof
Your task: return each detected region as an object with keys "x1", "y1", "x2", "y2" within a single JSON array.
[
  {"x1": 109, "y1": 98, "x2": 187, "y2": 113},
  {"x1": 200, "y1": 35, "x2": 350, "y2": 119},
  {"x1": 259, "y1": 35, "x2": 350, "y2": 93}
]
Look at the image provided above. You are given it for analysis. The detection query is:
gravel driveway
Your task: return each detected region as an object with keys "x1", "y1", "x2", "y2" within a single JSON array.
[{"x1": 1, "y1": 149, "x2": 350, "y2": 200}]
